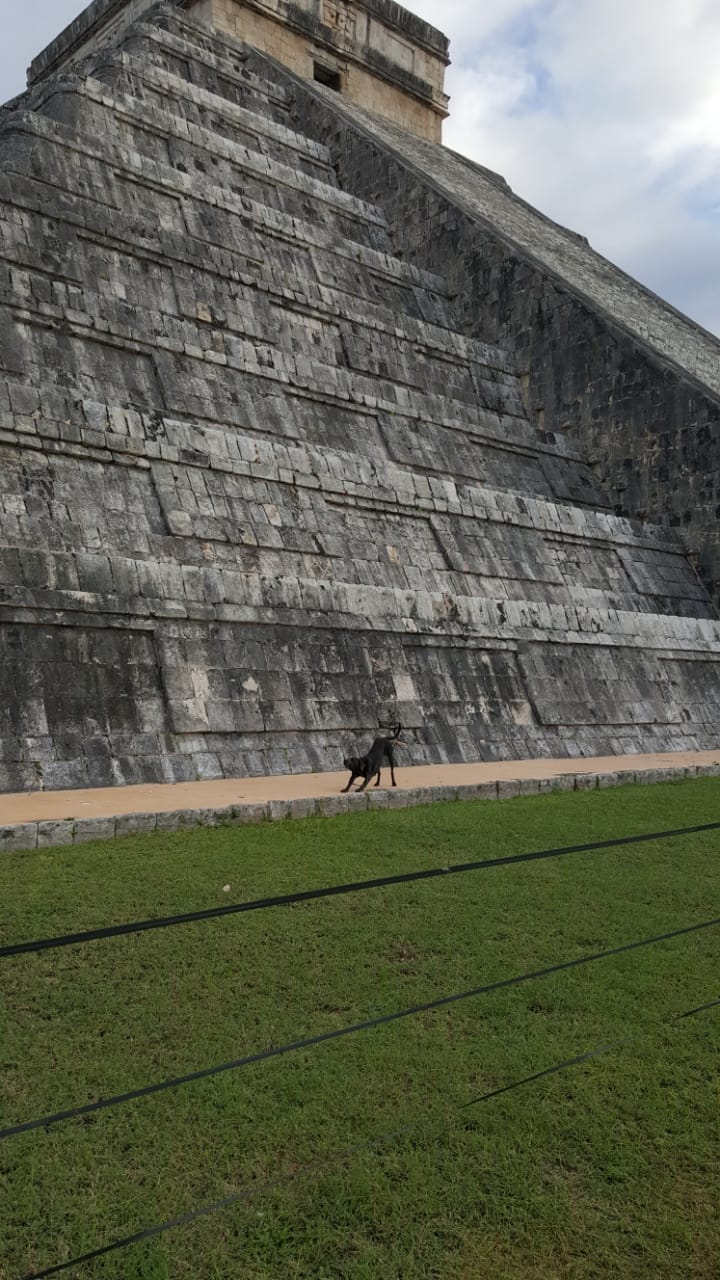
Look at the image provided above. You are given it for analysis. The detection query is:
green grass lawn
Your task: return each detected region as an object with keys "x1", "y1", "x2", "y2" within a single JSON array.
[{"x1": 1, "y1": 778, "x2": 719, "y2": 1280}]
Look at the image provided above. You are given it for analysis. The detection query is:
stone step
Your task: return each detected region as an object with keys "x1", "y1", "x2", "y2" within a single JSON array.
[
  {"x1": 150, "y1": 3, "x2": 290, "y2": 80},
  {"x1": 258, "y1": 280, "x2": 516, "y2": 377},
  {"x1": 92, "y1": 51, "x2": 335, "y2": 181},
  {"x1": 0, "y1": 111, "x2": 450, "y2": 305},
  {"x1": 0, "y1": 384, "x2": 684, "y2": 556},
  {"x1": 0, "y1": 222, "x2": 525, "y2": 419},
  {"x1": 0, "y1": 180, "x2": 514, "y2": 381},
  {"x1": 123, "y1": 16, "x2": 292, "y2": 121},
  {"x1": 1, "y1": 287, "x2": 603, "y2": 506},
  {"x1": 0, "y1": 427, "x2": 707, "y2": 620},
  {"x1": 0, "y1": 374, "x2": 706, "y2": 623},
  {"x1": 2, "y1": 518, "x2": 706, "y2": 623},
  {"x1": 35, "y1": 81, "x2": 391, "y2": 255},
  {"x1": 0, "y1": 542, "x2": 716, "y2": 655},
  {"x1": 0, "y1": 166, "x2": 450, "y2": 338}
]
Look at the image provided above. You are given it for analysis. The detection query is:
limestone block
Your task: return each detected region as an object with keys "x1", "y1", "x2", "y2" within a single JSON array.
[
  {"x1": 364, "y1": 789, "x2": 393, "y2": 810},
  {"x1": 573, "y1": 774, "x2": 598, "y2": 791},
  {"x1": 229, "y1": 802, "x2": 271, "y2": 823},
  {"x1": 287, "y1": 796, "x2": 318, "y2": 820},
  {"x1": 114, "y1": 812, "x2": 159, "y2": 837},
  {"x1": 0, "y1": 823, "x2": 39, "y2": 853},
  {"x1": 154, "y1": 809, "x2": 198, "y2": 832},
  {"x1": 73, "y1": 818, "x2": 118, "y2": 844},
  {"x1": 422, "y1": 785, "x2": 450, "y2": 804},
  {"x1": 537, "y1": 775, "x2": 574, "y2": 793},
  {"x1": 37, "y1": 820, "x2": 76, "y2": 848},
  {"x1": 316, "y1": 794, "x2": 355, "y2": 816},
  {"x1": 382, "y1": 788, "x2": 415, "y2": 808},
  {"x1": 515, "y1": 778, "x2": 541, "y2": 797},
  {"x1": 595, "y1": 772, "x2": 621, "y2": 789},
  {"x1": 633, "y1": 768, "x2": 666, "y2": 786},
  {"x1": 496, "y1": 780, "x2": 520, "y2": 800}
]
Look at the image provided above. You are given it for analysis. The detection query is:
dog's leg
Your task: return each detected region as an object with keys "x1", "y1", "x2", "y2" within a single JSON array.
[
  {"x1": 387, "y1": 747, "x2": 397, "y2": 787},
  {"x1": 374, "y1": 767, "x2": 382, "y2": 787}
]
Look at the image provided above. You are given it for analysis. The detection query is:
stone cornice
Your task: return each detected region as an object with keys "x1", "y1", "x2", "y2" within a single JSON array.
[{"x1": 28, "y1": 0, "x2": 449, "y2": 86}]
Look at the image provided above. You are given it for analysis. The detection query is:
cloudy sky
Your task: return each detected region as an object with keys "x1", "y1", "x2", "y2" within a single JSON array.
[{"x1": 2, "y1": 0, "x2": 718, "y2": 336}]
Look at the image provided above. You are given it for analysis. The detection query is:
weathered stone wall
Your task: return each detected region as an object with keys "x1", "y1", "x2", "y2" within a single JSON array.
[
  {"x1": 278, "y1": 72, "x2": 720, "y2": 610},
  {"x1": 2, "y1": 3, "x2": 720, "y2": 792}
]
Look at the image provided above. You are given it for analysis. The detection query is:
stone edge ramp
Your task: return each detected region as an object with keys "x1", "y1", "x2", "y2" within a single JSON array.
[{"x1": 3, "y1": 755, "x2": 720, "y2": 853}]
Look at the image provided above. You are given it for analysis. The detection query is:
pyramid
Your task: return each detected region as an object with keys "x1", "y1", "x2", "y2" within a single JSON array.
[{"x1": 1, "y1": 0, "x2": 719, "y2": 793}]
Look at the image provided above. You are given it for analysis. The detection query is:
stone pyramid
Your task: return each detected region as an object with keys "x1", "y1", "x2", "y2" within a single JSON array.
[{"x1": 1, "y1": 0, "x2": 719, "y2": 792}]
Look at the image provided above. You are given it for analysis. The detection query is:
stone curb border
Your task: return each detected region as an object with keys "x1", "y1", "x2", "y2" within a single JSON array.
[{"x1": 2, "y1": 764, "x2": 720, "y2": 854}]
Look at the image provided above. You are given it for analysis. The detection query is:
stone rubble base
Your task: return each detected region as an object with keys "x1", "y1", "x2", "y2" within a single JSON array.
[{"x1": 3, "y1": 763, "x2": 719, "y2": 854}]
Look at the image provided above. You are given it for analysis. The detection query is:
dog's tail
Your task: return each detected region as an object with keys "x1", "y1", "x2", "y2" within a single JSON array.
[{"x1": 379, "y1": 720, "x2": 405, "y2": 744}]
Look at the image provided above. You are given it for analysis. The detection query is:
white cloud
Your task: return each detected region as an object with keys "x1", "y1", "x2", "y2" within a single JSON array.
[{"x1": 414, "y1": 0, "x2": 720, "y2": 335}]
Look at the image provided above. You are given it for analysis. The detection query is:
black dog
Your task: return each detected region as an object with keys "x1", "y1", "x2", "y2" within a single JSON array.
[{"x1": 341, "y1": 723, "x2": 405, "y2": 792}]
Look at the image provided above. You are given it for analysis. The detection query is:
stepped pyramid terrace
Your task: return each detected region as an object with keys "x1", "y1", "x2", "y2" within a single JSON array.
[{"x1": 1, "y1": 0, "x2": 720, "y2": 792}]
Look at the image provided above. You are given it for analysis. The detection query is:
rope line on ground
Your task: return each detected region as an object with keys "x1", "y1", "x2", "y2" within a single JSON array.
[
  {"x1": 461, "y1": 994, "x2": 720, "y2": 1106},
  {"x1": 4, "y1": 913, "x2": 719, "y2": 1143},
  {"x1": 21, "y1": 994, "x2": 720, "y2": 1280},
  {"x1": 3, "y1": 819, "x2": 720, "y2": 961}
]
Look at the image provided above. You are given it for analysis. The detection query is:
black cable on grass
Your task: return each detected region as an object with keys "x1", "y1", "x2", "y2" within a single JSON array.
[
  {"x1": 4, "y1": 913, "x2": 719, "y2": 1143},
  {"x1": 3, "y1": 819, "x2": 720, "y2": 961},
  {"x1": 21, "y1": 994, "x2": 720, "y2": 1280}
]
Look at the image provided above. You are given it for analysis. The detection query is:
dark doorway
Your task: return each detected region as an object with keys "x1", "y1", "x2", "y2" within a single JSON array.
[{"x1": 314, "y1": 63, "x2": 342, "y2": 91}]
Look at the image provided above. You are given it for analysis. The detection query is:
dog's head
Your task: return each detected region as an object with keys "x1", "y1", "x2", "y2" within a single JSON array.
[{"x1": 344, "y1": 755, "x2": 364, "y2": 772}]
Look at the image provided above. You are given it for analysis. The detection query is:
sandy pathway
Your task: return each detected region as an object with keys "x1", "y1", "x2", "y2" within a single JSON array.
[{"x1": 1, "y1": 749, "x2": 718, "y2": 825}]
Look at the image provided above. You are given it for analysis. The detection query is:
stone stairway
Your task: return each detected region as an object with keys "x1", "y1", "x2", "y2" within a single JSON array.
[{"x1": 1, "y1": 1, "x2": 719, "y2": 792}]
